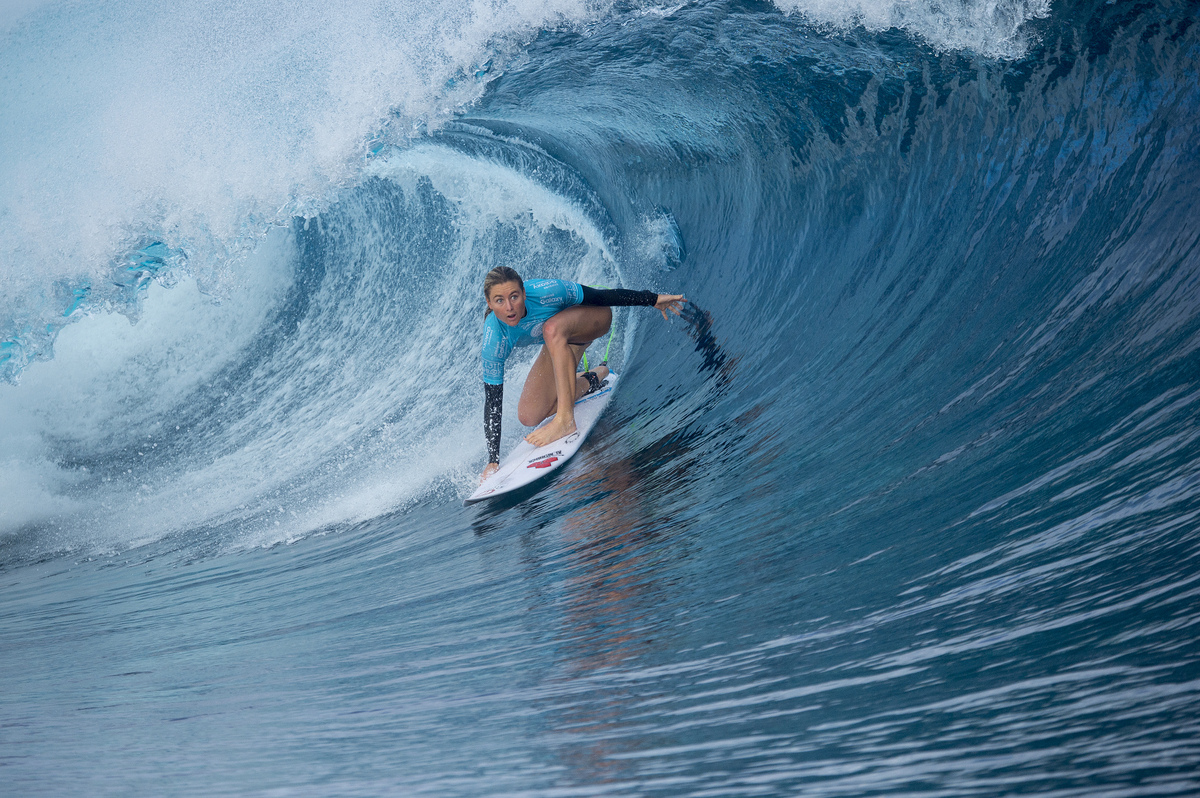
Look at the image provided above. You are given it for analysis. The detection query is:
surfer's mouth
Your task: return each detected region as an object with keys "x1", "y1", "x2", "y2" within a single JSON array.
[{"x1": 502, "y1": 307, "x2": 525, "y2": 325}]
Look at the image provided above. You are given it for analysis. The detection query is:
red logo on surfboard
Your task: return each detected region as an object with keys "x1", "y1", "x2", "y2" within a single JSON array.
[{"x1": 527, "y1": 456, "x2": 559, "y2": 469}]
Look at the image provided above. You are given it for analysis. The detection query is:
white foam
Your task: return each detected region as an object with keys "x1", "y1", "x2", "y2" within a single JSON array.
[
  {"x1": 0, "y1": 0, "x2": 602, "y2": 367},
  {"x1": 0, "y1": 230, "x2": 292, "y2": 541},
  {"x1": 773, "y1": 0, "x2": 1051, "y2": 58}
]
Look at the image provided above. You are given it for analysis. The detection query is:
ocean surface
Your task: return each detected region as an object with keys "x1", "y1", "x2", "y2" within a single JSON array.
[{"x1": 2, "y1": 0, "x2": 1199, "y2": 794}]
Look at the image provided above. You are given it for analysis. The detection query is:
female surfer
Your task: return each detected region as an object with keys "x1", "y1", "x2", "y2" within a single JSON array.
[{"x1": 480, "y1": 266, "x2": 685, "y2": 482}]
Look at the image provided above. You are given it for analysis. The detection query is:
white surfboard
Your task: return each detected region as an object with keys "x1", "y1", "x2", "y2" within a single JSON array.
[{"x1": 465, "y1": 372, "x2": 619, "y2": 504}]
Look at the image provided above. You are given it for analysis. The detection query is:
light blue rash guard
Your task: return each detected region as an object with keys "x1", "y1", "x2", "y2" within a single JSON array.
[{"x1": 481, "y1": 278, "x2": 585, "y2": 385}]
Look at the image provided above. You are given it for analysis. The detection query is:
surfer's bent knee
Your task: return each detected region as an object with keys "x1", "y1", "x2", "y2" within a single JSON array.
[
  {"x1": 542, "y1": 315, "x2": 568, "y2": 345},
  {"x1": 517, "y1": 407, "x2": 545, "y2": 427}
]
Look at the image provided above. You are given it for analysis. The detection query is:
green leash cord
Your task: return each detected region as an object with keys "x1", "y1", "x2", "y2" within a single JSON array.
[
  {"x1": 582, "y1": 333, "x2": 614, "y2": 372},
  {"x1": 581, "y1": 285, "x2": 615, "y2": 373}
]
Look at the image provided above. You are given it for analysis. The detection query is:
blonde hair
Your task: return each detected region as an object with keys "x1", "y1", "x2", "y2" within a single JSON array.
[{"x1": 482, "y1": 266, "x2": 523, "y2": 317}]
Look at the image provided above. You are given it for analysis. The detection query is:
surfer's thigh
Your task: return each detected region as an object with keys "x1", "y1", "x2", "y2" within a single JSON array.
[{"x1": 543, "y1": 304, "x2": 612, "y2": 346}]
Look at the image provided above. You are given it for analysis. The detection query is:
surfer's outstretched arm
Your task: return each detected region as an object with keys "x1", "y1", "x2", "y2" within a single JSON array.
[{"x1": 579, "y1": 285, "x2": 686, "y2": 320}]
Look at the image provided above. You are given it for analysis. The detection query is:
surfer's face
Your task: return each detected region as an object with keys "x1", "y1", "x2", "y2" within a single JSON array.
[{"x1": 489, "y1": 280, "x2": 526, "y2": 326}]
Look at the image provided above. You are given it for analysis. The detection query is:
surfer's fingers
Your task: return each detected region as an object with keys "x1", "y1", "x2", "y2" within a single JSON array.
[
  {"x1": 655, "y1": 294, "x2": 685, "y2": 321},
  {"x1": 656, "y1": 293, "x2": 683, "y2": 309}
]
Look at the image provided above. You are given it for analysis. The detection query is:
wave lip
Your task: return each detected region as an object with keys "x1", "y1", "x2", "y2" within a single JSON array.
[{"x1": 773, "y1": 0, "x2": 1052, "y2": 57}]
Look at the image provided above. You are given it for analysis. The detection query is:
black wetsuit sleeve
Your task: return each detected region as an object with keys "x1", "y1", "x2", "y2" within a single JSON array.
[
  {"x1": 580, "y1": 285, "x2": 659, "y2": 307},
  {"x1": 484, "y1": 382, "x2": 503, "y2": 464}
]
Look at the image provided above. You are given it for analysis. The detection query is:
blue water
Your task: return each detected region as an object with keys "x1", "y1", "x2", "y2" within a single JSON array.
[{"x1": 3, "y1": 0, "x2": 1199, "y2": 794}]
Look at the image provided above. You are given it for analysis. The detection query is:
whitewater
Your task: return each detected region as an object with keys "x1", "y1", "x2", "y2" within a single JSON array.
[{"x1": 2, "y1": 0, "x2": 1198, "y2": 794}]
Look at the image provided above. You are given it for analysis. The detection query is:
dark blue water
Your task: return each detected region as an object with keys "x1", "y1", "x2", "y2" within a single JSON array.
[{"x1": 3, "y1": 0, "x2": 1199, "y2": 794}]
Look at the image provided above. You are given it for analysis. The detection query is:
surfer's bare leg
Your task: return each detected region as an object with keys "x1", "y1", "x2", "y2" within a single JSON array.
[
  {"x1": 519, "y1": 305, "x2": 611, "y2": 445},
  {"x1": 518, "y1": 344, "x2": 611, "y2": 427},
  {"x1": 517, "y1": 345, "x2": 585, "y2": 425}
]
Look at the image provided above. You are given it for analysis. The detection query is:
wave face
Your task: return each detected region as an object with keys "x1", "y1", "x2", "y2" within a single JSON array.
[{"x1": 2, "y1": 0, "x2": 1199, "y2": 795}]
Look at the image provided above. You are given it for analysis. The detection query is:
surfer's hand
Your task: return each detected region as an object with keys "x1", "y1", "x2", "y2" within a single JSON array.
[
  {"x1": 480, "y1": 462, "x2": 499, "y2": 483},
  {"x1": 655, "y1": 294, "x2": 686, "y2": 321}
]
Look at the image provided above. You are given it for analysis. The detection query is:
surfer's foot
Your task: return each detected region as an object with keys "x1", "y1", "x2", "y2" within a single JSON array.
[{"x1": 526, "y1": 415, "x2": 577, "y2": 447}]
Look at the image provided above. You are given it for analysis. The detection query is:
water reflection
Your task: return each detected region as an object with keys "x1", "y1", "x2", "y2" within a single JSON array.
[{"x1": 542, "y1": 437, "x2": 670, "y2": 784}]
